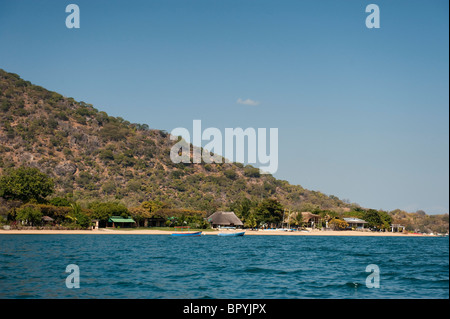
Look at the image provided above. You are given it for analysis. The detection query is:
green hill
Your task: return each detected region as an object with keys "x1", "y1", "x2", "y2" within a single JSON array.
[{"x1": 0, "y1": 68, "x2": 351, "y2": 213}]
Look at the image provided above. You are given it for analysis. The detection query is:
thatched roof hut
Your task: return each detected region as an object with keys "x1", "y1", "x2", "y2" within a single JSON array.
[
  {"x1": 207, "y1": 211, "x2": 243, "y2": 228},
  {"x1": 283, "y1": 211, "x2": 320, "y2": 227},
  {"x1": 301, "y1": 212, "x2": 320, "y2": 223},
  {"x1": 41, "y1": 216, "x2": 54, "y2": 223}
]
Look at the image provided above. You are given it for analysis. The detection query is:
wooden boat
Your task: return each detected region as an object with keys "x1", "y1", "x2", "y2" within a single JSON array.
[
  {"x1": 171, "y1": 231, "x2": 202, "y2": 237},
  {"x1": 217, "y1": 231, "x2": 245, "y2": 237}
]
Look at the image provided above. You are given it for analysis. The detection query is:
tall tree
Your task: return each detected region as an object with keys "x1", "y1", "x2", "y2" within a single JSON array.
[
  {"x1": 230, "y1": 197, "x2": 255, "y2": 223},
  {"x1": 89, "y1": 201, "x2": 129, "y2": 221},
  {"x1": 254, "y1": 198, "x2": 284, "y2": 227},
  {"x1": 0, "y1": 167, "x2": 54, "y2": 202},
  {"x1": 364, "y1": 209, "x2": 384, "y2": 229}
]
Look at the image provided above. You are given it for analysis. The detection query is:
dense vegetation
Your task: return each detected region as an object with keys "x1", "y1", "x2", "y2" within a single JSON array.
[{"x1": 0, "y1": 68, "x2": 448, "y2": 233}]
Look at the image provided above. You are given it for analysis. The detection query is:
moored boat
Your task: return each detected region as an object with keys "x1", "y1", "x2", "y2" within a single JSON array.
[
  {"x1": 217, "y1": 231, "x2": 245, "y2": 237},
  {"x1": 171, "y1": 231, "x2": 202, "y2": 237}
]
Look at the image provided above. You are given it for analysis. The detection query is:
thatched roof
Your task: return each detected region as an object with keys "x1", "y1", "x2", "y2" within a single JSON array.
[
  {"x1": 207, "y1": 211, "x2": 243, "y2": 226},
  {"x1": 300, "y1": 212, "x2": 320, "y2": 222},
  {"x1": 283, "y1": 211, "x2": 321, "y2": 224}
]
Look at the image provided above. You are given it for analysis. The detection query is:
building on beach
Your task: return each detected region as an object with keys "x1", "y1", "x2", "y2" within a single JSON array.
[
  {"x1": 301, "y1": 212, "x2": 321, "y2": 228},
  {"x1": 391, "y1": 224, "x2": 405, "y2": 232},
  {"x1": 147, "y1": 216, "x2": 166, "y2": 227},
  {"x1": 41, "y1": 216, "x2": 54, "y2": 226},
  {"x1": 108, "y1": 216, "x2": 136, "y2": 228},
  {"x1": 41, "y1": 215, "x2": 54, "y2": 223},
  {"x1": 207, "y1": 211, "x2": 243, "y2": 229},
  {"x1": 282, "y1": 211, "x2": 321, "y2": 229},
  {"x1": 343, "y1": 217, "x2": 368, "y2": 230}
]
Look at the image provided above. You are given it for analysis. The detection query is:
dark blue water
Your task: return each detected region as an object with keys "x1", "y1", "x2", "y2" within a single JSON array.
[{"x1": 0, "y1": 235, "x2": 448, "y2": 299}]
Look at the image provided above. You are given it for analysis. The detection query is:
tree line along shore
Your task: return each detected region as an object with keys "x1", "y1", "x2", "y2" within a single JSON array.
[{"x1": 0, "y1": 167, "x2": 448, "y2": 235}]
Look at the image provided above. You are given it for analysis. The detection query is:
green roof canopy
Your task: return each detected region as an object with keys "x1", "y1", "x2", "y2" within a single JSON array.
[{"x1": 108, "y1": 216, "x2": 135, "y2": 223}]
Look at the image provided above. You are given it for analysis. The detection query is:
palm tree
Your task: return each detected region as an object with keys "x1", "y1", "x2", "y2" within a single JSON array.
[
  {"x1": 65, "y1": 203, "x2": 81, "y2": 223},
  {"x1": 293, "y1": 212, "x2": 304, "y2": 228},
  {"x1": 244, "y1": 213, "x2": 257, "y2": 230}
]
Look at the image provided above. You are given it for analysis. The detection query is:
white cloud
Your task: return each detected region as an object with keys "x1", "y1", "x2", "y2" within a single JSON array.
[{"x1": 237, "y1": 98, "x2": 260, "y2": 106}]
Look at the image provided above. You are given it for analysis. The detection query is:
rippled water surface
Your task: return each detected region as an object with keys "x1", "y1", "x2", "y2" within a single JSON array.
[{"x1": 0, "y1": 235, "x2": 448, "y2": 299}]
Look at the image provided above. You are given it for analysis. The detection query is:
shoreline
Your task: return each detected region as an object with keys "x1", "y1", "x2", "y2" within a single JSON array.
[{"x1": 0, "y1": 229, "x2": 431, "y2": 237}]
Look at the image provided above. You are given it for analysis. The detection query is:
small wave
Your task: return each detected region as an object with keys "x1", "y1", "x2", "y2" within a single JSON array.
[
  {"x1": 429, "y1": 278, "x2": 450, "y2": 284},
  {"x1": 281, "y1": 269, "x2": 304, "y2": 275},
  {"x1": 310, "y1": 281, "x2": 364, "y2": 290},
  {"x1": 242, "y1": 266, "x2": 267, "y2": 274},
  {"x1": 242, "y1": 266, "x2": 290, "y2": 275},
  {"x1": 114, "y1": 281, "x2": 138, "y2": 288},
  {"x1": 0, "y1": 253, "x2": 19, "y2": 259},
  {"x1": 352, "y1": 253, "x2": 373, "y2": 257},
  {"x1": 397, "y1": 275, "x2": 449, "y2": 286}
]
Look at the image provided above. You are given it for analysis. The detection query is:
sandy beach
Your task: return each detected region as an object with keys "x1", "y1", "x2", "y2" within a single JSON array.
[{"x1": 0, "y1": 228, "x2": 427, "y2": 236}]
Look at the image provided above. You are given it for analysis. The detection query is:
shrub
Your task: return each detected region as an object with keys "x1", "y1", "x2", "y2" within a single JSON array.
[
  {"x1": 99, "y1": 149, "x2": 114, "y2": 161},
  {"x1": 224, "y1": 169, "x2": 237, "y2": 180},
  {"x1": 243, "y1": 166, "x2": 260, "y2": 178},
  {"x1": 102, "y1": 181, "x2": 116, "y2": 194},
  {"x1": 49, "y1": 197, "x2": 72, "y2": 207},
  {"x1": 329, "y1": 218, "x2": 349, "y2": 230},
  {"x1": 16, "y1": 205, "x2": 43, "y2": 226},
  {"x1": 99, "y1": 123, "x2": 128, "y2": 141}
]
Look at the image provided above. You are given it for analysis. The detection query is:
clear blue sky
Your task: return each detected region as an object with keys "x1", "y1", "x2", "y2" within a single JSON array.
[{"x1": 0, "y1": 0, "x2": 448, "y2": 214}]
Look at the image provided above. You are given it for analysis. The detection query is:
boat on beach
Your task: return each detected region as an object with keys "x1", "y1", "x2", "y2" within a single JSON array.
[{"x1": 217, "y1": 231, "x2": 245, "y2": 237}]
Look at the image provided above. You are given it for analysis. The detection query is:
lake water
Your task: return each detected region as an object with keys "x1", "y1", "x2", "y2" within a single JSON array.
[{"x1": 0, "y1": 235, "x2": 448, "y2": 299}]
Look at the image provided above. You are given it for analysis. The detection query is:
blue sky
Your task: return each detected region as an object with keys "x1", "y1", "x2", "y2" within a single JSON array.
[{"x1": 0, "y1": 0, "x2": 448, "y2": 214}]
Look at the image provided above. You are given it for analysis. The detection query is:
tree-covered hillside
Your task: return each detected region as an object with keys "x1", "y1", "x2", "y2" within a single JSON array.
[{"x1": 0, "y1": 68, "x2": 351, "y2": 213}]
